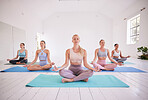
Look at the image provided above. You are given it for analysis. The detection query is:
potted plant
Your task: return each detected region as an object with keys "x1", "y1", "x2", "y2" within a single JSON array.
[{"x1": 137, "y1": 46, "x2": 148, "y2": 60}]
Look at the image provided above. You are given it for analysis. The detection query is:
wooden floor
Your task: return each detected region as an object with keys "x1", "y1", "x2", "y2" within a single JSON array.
[{"x1": 0, "y1": 58, "x2": 148, "y2": 100}]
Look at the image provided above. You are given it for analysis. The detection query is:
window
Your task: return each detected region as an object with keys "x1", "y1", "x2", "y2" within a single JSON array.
[{"x1": 127, "y1": 14, "x2": 140, "y2": 44}]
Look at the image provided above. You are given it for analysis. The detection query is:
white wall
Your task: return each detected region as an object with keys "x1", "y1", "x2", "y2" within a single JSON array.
[
  {"x1": 0, "y1": 21, "x2": 27, "y2": 60},
  {"x1": 0, "y1": 22, "x2": 13, "y2": 60},
  {"x1": 43, "y1": 12, "x2": 113, "y2": 66},
  {"x1": 113, "y1": 0, "x2": 148, "y2": 58},
  {"x1": 0, "y1": 0, "x2": 43, "y2": 61}
]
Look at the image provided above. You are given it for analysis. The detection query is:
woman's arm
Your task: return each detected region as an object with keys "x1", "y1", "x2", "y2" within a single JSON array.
[
  {"x1": 83, "y1": 49, "x2": 99, "y2": 72},
  {"x1": 92, "y1": 49, "x2": 98, "y2": 64},
  {"x1": 107, "y1": 49, "x2": 122, "y2": 65},
  {"x1": 53, "y1": 49, "x2": 70, "y2": 71},
  {"x1": 107, "y1": 49, "x2": 118, "y2": 64},
  {"x1": 24, "y1": 50, "x2": 28, "y2": 59},
  {"x1": 46, "y1": 50, "x2": 52, "y2": 64},
  {"x1": 7, "y1": 50, "x2": 19, "y2": 61},
  {"x1": 28, "y1": 50, "x2": 38, "y2": 66},
  {"x1": 111, "y1": 50, "x2": 114, "y2": 58},
  {"x1": 120, "y1": 51, "x2": 130, "y2": 58}
]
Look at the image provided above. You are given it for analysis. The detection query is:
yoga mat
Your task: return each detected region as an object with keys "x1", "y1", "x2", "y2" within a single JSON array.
[
  {"x1": 102, "y1": 67, "x2": 146, "y2": 72},
  {"x1": 107, "y1": 61, "x2": 134, "y2": 64},
  {"x1": 4, "y1": 62, "x2": 39, "y2": 65},
  {"x1": 83, "y1": 67, "x2": 146, "y2": 72},
  {"x1": 1, "y1": 66, "x2": 146, "y2": 73},
  {"x1": 26, "y1": 74, "x2": 129, "y2": 87},
  {"x1": 0, "y1": 66, "x2": 57, "y2": 72}
]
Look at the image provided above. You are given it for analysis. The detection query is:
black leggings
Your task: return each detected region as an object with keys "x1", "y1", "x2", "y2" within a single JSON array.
[{"x1": 9, "y1": 58, "x2": 28, "y2": 64}]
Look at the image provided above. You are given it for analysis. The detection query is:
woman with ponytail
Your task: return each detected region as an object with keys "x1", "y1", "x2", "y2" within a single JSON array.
[
  {"x1": 7, "y1": 43, "x2": 28, "y2": 64},
  {"x1": 23, "y1": 40, "x2": 54, "y2": 71},
  {"x1": 52, "y1": 34, "x2": 99, "y2": 83}
]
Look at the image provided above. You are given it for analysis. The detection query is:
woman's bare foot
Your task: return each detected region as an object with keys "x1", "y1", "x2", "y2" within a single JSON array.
[
  {"x1": 62, "y1": 78, "x2": 74, "y2": 83},
  {"x1": 23, "y1": 65, "x2": 28, "y2": 67},
  {"x1": 103, "y1": 68, "x2": 114, "y2": 71},
  {"x1": 83, "y1": 78, "x2": 88, "y2": 82},
  {"x1": 16, "y1": 62, "x2": 25, "y2": 65},
  {"x1": 16, "y1": 62, "x2": 20, "y2": 64},
  {"x1": 42, "y1": 64, "x2": 52, "y2": 70}
]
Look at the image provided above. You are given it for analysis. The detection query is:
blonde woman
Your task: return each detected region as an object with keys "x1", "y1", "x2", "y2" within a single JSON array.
[{"x1": 53, "y1": 34, "x2": 99, "y2": 83}]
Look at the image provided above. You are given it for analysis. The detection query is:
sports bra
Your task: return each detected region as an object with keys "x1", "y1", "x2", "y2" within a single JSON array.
[
  {"x1": 18, "y1": 50, "x2": 26, "y2": 58},
  {"x1": 97, "y1": 48, "x2": 108, "y2": 57},
  {"x1": 113, "y1": 50, "x2": 120, "y2": 57},
  {"x1": 38, "y1": 49, "x2": 47, "y2": 61},
  {"x1": 70, "y1": 48, "x2": 83, "y2": 63}
]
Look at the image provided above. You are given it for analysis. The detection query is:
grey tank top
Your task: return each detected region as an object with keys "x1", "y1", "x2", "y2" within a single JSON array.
[{"x1": 97, "y1": 48, "x2": 108, "y2": 57}]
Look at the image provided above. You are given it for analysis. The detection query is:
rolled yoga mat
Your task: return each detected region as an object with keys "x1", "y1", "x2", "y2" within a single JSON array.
[{"x1": 26, "y1": 74, "x2": 129, "y2": 87}]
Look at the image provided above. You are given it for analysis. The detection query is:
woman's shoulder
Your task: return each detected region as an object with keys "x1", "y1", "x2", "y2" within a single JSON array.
[
  {"x1": 105, "y1": 48, "x2": 109, "y2": 52},
  {"x1": 66, "y1": 49, "x2": 70, "y2": 53},
  {"x1": 44, "y1": 49, "x2": 49, "y2": 51},
  {"x1": 36, "y1": 49, "x2": 41, "y2": 53},
  {"x1": 95, "y1": 48, "x2": 99, "y2": 52},
  {"x1": 111, "y1": 49, "x2": 115, "y2": 52}
]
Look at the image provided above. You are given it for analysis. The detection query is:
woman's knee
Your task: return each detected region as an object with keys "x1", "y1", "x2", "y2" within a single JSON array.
[
  {"x1": 123, "y1": 58, "x2": 127, "y2": 61},
  {"x1": 87, "y1": 70, "x2": 93, "y2": 77},
  {"x1": 20, "y1": 60, "x2": 27, "y2": 63},
  {"x1": 24, "y1": 59, "x2": 28, "y2": 63},
  {"x1": 9, "y1": 60, "x2": 12, "y2": 63},
  {"x1": 9, "y1": 60, "x2": 15, "y2": 64},
  {"x1": 112, "y1": 64, "x2": 117, "y2": 68},
  {"x1": 59, "y1": 69, "x2": 66, "y2": 76}
]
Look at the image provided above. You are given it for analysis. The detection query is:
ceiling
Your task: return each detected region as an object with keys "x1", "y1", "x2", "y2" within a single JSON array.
[{"x1": 0, "y1": 0, "x2": 138, "y2": 20}]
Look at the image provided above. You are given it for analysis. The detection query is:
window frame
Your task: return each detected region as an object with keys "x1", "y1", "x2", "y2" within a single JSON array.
[{"x1": 127, "y1": 14, "x2": 140, "y2": 44}]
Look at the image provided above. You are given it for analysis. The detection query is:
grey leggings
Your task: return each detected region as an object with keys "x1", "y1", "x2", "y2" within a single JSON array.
[
  {"x1": 113, "y1": 57, "x2": 127, "y2": 63},
  {"x1": 59, "y1": 65, "x2": 93, "y2": 81}
]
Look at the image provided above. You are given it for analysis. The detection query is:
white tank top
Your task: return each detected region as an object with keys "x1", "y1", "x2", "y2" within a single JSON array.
[
  {"x1": 70, "y1": 48, "x2": 83, "y2": 63},
  {"x1": 113, "y1": 50, "x2": 120, "y2": 57}
]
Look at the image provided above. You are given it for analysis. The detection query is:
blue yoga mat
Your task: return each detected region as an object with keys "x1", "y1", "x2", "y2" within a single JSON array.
[
  {"x1": 83, "y1": 67, "x2": 146, "y2": 72},
  {"x1": 0, "y1": 66, "x2": 146, "y2": 72},
  {"x1": 0, "y1": 66, "x2": 57, "y2": 72},
  {"x1": 107, "y1": 62, "x2": 134, "y2": 64},
  {"x1": 4, "y1": 62, "x2": 39, "y2": 65},
  {"x1": 26, "y1": 74, "x2": 129, "y2": 87}
]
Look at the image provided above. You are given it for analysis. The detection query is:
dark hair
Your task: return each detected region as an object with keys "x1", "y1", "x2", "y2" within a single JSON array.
[
  {"x1": 41, "y1": 40, "x2": 46, "y2": 48},
  {"x1": 114, "y1": 43, "x2": 118, "y2": 46},
  {"x1": 99, "y1": 39, "x2": 104, "y2": 43},
  {"x1": 20, "y1": 43, "x2": 25, "y2": 48}
]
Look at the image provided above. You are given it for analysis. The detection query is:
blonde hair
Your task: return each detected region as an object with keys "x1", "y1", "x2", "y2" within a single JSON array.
[{"x1": 72, "y1": 34, "x2": 84, "y2": 56}]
